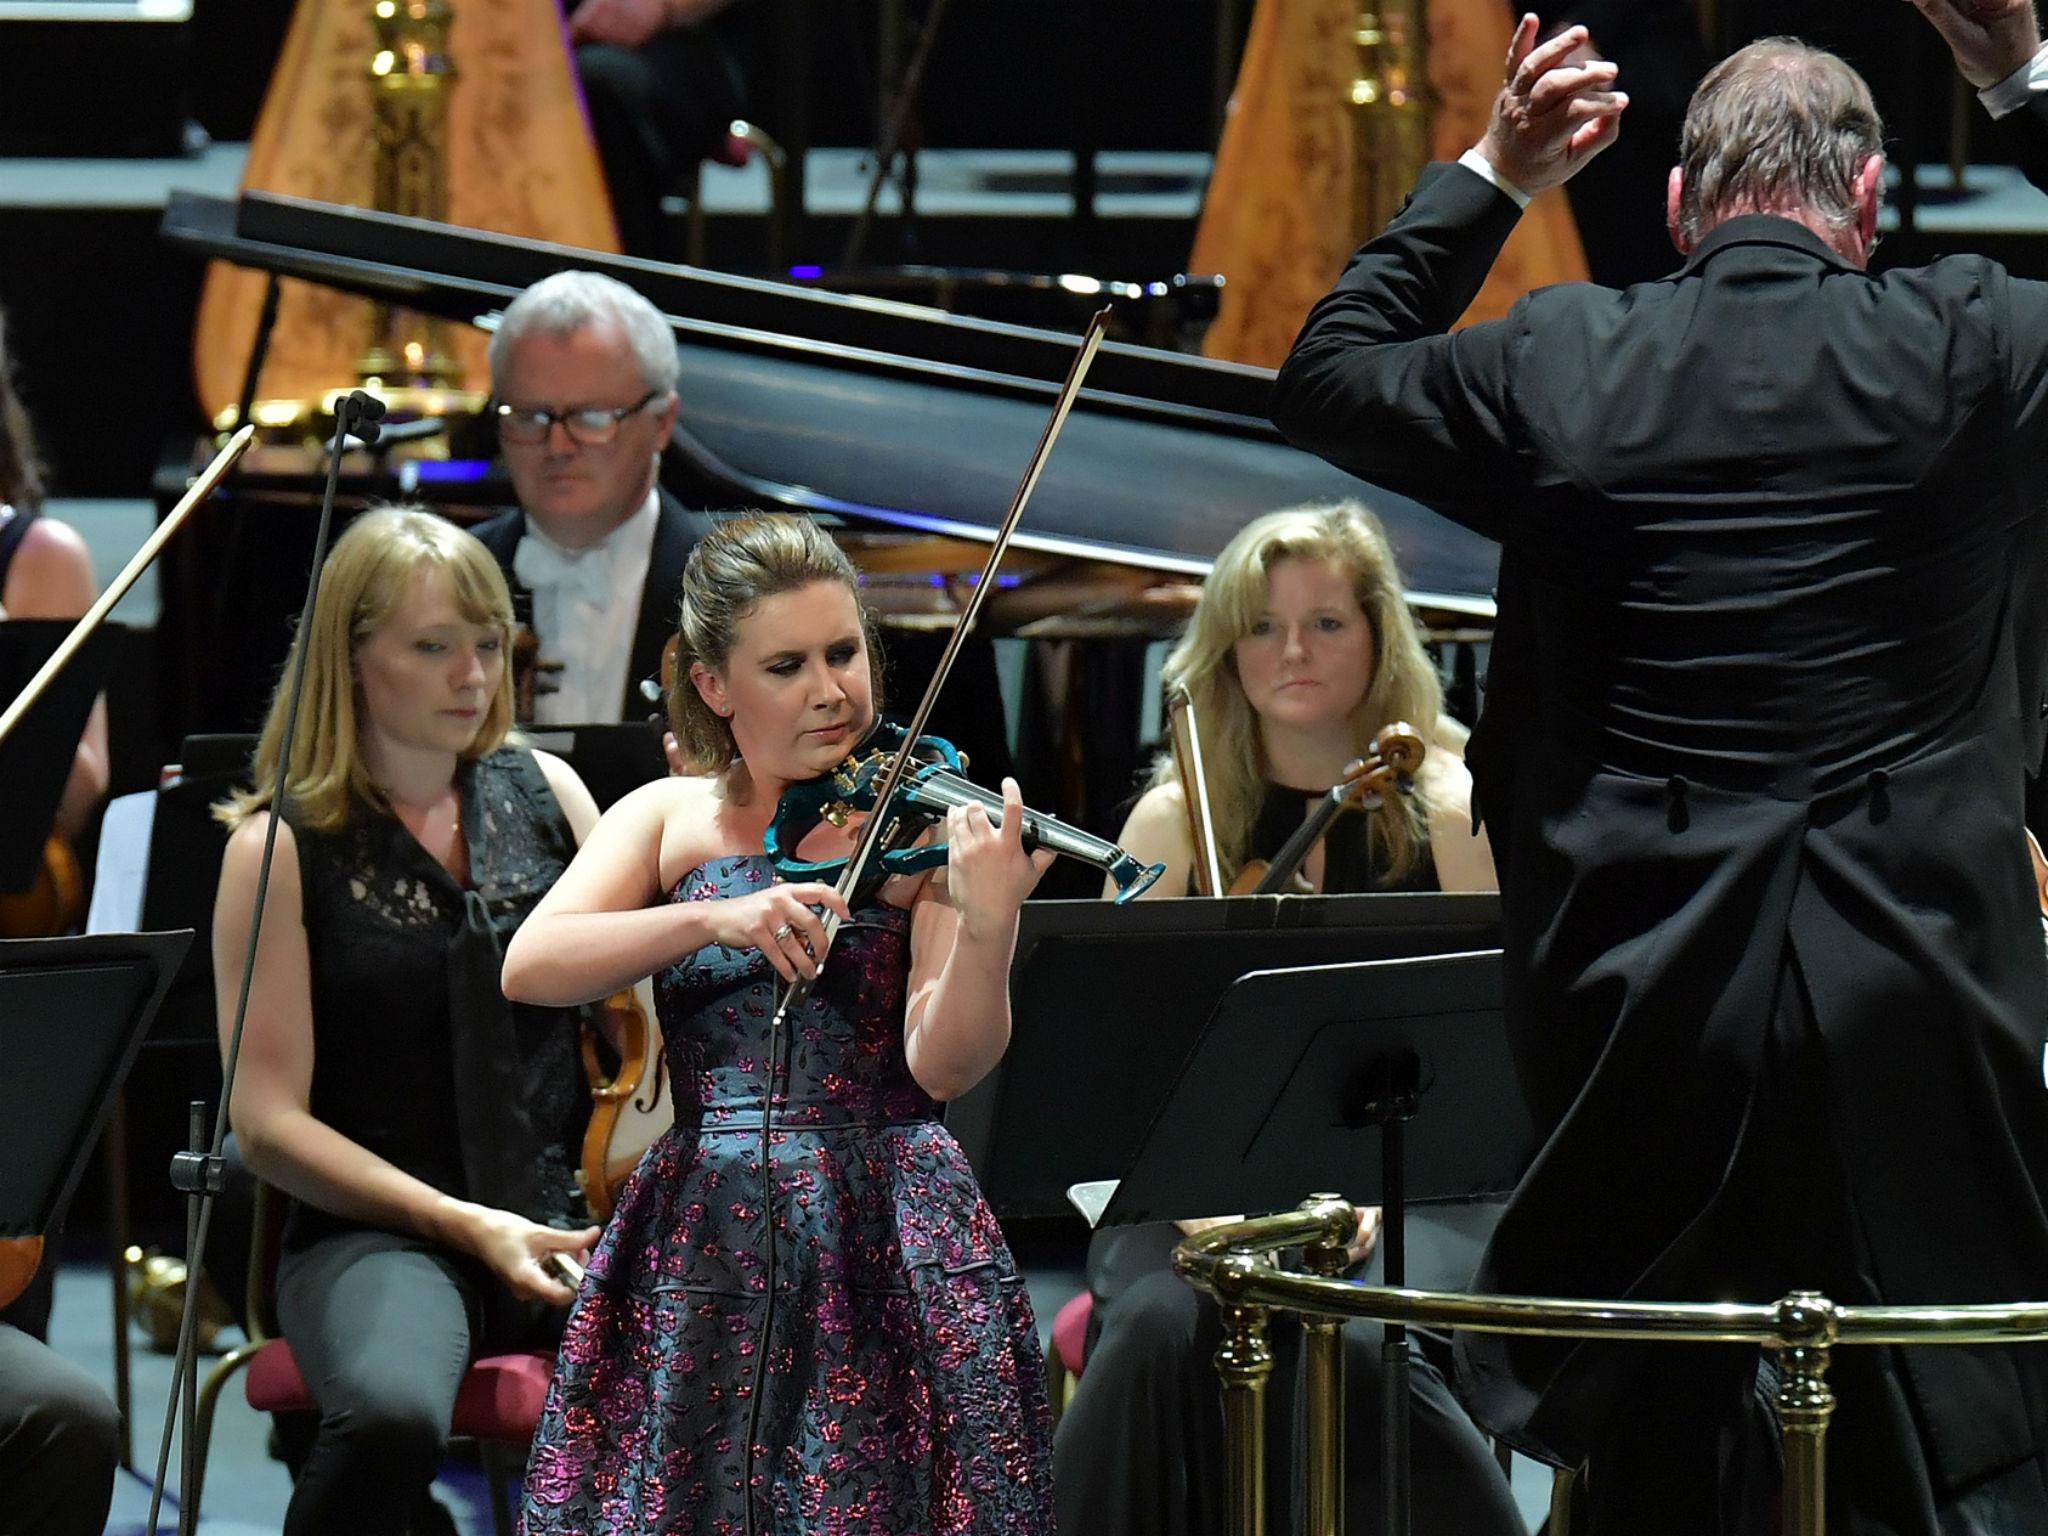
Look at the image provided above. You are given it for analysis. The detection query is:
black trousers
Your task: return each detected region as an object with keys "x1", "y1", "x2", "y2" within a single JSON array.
[
  {"x1": 1053, "y1": 1222, "x2": 1525, "y2": 1536},
  {"x1": 0, "y1": 1321, "x2": 120, "y2": 1536},
  {"x1": 1572, "y1": 961, "x2": 2048, "y2": 1536},
  {"x1": 273, "y1": 1228, "x2": 554, "y2": 1536},
  {"x1": 577, "y1": 24, "x2": 746, "y2": 259}
]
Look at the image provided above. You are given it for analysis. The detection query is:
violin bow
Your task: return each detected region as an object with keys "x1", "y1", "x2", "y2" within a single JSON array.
[
  {"x1": 0, "y1": 425, "x2": 255, "y2": 749},
  {"x1": 771, "y1": 305, "x2": 1113, "y2": 1025}
]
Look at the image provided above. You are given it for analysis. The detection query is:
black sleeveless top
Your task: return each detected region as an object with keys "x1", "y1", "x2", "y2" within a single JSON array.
[
  {"x1": 281, "y1": 747, "x2": 590, "y2": 1247},
  {"x1": 0, "y1": 505, "x2": 35, "y2": 600},
  {"x1": 1245, "y1": 780, "x2": 1441, "y2": 894}
]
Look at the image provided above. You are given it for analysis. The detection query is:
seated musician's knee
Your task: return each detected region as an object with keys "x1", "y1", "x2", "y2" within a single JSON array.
[
  {"x1": 1086, "y1": 1269, "x2": 1205, "y2": 1380},
  {"x1": 20, "y1": 1365, "x2": 120, "y2": 1486},
  {"x1": 316, "y1": 1374, "x2": 450, "y2": 1477}
]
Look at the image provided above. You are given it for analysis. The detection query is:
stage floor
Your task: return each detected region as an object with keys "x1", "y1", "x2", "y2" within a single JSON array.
[
  {"x1": 0, "y1": 141, "x2": 1214, "y2": 228},
  {"x1": 7, "y1": 144, "x2": 2048, "y2": 241}
]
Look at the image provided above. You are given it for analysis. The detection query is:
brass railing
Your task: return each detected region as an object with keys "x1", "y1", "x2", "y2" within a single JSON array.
[{"x1": 1174, "y1": 1197, "x2": 2048, "y2": 1536}]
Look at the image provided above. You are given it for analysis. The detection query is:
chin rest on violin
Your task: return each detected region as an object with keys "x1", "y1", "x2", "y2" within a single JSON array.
[
  {"x1": 764, "y1": 721, "x2": 1165, "y2": 903},
  {"x1": 1229, "y1": 722, "x2": 1426, "y2": 897}
]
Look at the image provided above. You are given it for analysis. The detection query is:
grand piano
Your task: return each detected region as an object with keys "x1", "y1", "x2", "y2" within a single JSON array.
[{"x1": 155, "y1": 189, "x2": 1502, "y2": 844}]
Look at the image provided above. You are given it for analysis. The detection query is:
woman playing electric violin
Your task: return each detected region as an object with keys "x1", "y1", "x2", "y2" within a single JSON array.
[{"x1": 503, "y1": 512, "x2": 1057, "y2": 1535}]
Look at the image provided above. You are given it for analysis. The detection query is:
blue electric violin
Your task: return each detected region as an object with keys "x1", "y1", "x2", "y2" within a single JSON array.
[{"x1": 764, "y1": 720, "x2": 1164, "y2": 903}]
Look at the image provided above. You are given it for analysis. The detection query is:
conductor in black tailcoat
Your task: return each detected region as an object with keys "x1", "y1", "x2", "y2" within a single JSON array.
[
  {"x1": 1273, "y1": 6, "x2": 2048, "y2": 1532},
  {"x1": 470, "y1": 270, "x2": 713, "y2": 725}
]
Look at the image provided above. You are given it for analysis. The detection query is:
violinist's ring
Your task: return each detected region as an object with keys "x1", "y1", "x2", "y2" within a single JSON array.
[{"x1": 772, "y1": 923, "x2": 794, "y2": 941}]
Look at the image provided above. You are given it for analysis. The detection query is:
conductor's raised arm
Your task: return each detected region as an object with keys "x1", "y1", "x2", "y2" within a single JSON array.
[{"x1": 1269, "y1": 18, "x2": 1626, "y2": 530}]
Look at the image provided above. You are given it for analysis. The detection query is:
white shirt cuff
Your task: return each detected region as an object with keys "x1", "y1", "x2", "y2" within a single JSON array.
[
  {"x1": 1457, "y1": 148, "x2": 1532, "y2": 210},
  {"x1": 1980, "y1": 40, "x2": 2048, "y2": 119}
]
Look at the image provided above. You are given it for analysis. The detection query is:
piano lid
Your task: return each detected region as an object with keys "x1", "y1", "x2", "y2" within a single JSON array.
[{"x1": 161, "y1": 190, "x2": 1501, "y2": 616}]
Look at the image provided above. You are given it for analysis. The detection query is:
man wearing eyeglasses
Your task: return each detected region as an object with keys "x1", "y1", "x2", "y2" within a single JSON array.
[{"x1": 472, "y1": 269, "x2": 713, "y2": 724}]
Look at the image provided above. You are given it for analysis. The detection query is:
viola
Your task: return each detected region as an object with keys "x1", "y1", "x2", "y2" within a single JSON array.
[
  {"x1": 765, "y1": 721, "x2": 1164, "y2": 903},
  {"x1": 1228, "y1": 722, "x2": 1426, "y2": 897},
  {"x1": 0, "y1": 833, "x2": 85, "y2": 937},
  {"x1": 576, "y1": 980, "x2": 669, "y2": 1225},
  {"x1": 0, "y1": 1235, "x2": 40, "y2": 1310}
]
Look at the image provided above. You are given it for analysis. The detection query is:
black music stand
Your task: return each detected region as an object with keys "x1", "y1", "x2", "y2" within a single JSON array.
[
  {"x1": 1101, "y1": 950, "x2": 1533, "y2": 1536},
  {"x1": 946, "y1": 893, "x2": 1503, "y2": 1219},
  {"x1": 0, "y1": 620, "x2": 121, "y2": 894},
  {"x1": 0, "y1": 932, "x2": 193, "y2": 1241}
]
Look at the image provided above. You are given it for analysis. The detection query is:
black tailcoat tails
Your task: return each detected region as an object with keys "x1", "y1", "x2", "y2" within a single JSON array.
[
  {"x1": 1273, "y1": 144, "x2": 2048, "y2": 1533},
  {"x1": 470, "y1": 488, "x2": 713, "y2": 722}
]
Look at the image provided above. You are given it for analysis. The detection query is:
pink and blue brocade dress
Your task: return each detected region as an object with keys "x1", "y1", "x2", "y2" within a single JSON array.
[{"x1": 519, "y1": 854, "x2": 1055, "y2": 1535}]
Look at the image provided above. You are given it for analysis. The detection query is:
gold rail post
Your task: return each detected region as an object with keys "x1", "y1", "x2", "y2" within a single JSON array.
[
  {"x1": 1216, "y1": 1253, "x2": 1276, "y2": 1536},
  {"x1": 1773, "y1": 1292, "x2": 1837, "y2": 1536},
  {"x1": 1300, "y1": 1197, "x2": 1353, "y2": 1536}
]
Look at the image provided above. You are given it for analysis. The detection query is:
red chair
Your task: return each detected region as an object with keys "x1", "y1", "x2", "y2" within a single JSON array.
[
  {"x1": 1048, "y1": 1289, "x2": 1093, "y2": 1422},
  {"x1": 683, "y1": 118, "x2": 787, "y2": 267},
  {"x1": 188, "y1": 1183, "x2": 556, "y2": 1534}
]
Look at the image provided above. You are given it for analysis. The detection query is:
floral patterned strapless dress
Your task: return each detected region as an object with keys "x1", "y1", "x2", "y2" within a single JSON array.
[{"x1": 520, "y1": 855, "x2": 1054, "y2": 1535}]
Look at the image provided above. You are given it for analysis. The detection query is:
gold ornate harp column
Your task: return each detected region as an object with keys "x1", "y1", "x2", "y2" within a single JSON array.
[
  {"x1": 358, "y1": 0, "x2": 461, "y2": 395},
  {"x1": 1349, "y1": 4, "x2": 1430, "y2": 246},
  {"x1": 191, "y1": 0, "x2": 619, "y2": 426}
]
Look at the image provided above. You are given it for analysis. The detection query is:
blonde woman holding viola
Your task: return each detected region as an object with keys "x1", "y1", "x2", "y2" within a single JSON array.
[
  {"x1": 1113, "y1": 500, "x2": 1495, "y2": 898},
  {"x1": 1055, "y1": 501, "x2": 1515, "y2": 1536}
]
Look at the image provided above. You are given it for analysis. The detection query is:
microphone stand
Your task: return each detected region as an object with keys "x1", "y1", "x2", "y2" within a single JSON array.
[{"x1": 141, "y1": 389, "x2": 388, "y2": 1536}]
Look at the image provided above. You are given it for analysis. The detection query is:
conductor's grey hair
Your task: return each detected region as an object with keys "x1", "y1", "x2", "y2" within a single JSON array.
[
  {"x1": 488, "y1": 270, "x2": 679, "y2": 396},
  {"x1": 1676, "y1": 38, "x2": 1885, "y2": 246}
]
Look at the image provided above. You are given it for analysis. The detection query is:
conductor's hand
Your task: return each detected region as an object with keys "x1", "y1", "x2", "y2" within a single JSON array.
[
  {"x1": 460, "y1": 1207, "x2": 601, "y2": 1306},
  {"x1": 1477, "y1": 16, "x2": 1628, "y2": 198},
  {"x1": 570, "y1": 0, "x2": 668, "y2": 49},
  {"x1": 945, "y1": 778, "x2": 1055, "y2": 945},
  {"x1": 707, "y1": 882, "x2": 849, "y2": 983},
  {"x1": 1906, "y1": 0, "x2": 2042, "y2": 89}
]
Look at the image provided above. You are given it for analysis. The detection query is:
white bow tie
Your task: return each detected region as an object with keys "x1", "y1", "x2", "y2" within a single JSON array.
[{"x1": 514, "y1": 535, "x2": 611, "y2": 608}]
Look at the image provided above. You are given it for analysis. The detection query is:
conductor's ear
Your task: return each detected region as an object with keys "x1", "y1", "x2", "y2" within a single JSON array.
[
  {"x1": 1853, "y1": 153, "x2": 1886, "y2": 264},
  {"x1": 1666, "y1": 166, "x2": 1693, "y2": 257}
]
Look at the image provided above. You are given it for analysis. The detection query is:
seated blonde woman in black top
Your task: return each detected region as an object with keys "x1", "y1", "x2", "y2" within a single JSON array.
[
  {"x1": 1055, "y1": 501, "x2": 1518, "y2": 1536},
  {"x1": 213, "y1": 507, "x2": 603, "y2": 1536}
]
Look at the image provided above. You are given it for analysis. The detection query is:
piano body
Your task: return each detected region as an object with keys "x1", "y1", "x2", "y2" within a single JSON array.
[{"x1": 154, "y1": 190, "x2": 1502, "y2": 846}]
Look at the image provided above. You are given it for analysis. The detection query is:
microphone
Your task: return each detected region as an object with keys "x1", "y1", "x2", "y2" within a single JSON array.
[{"x1": 342, "y1": 389, "x2": 387, "y2": 446}]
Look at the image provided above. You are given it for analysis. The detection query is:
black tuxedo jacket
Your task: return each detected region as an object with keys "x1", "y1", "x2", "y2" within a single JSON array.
[
  {"x1": 1274, "y1": 153, "x2": 2048, "y2": 1489},
  {"x1": 470, "y1": 488, "x2": 714, "y2": 723}
]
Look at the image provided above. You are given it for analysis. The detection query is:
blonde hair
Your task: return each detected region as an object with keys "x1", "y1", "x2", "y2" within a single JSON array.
[
  {"x1": 665, "y1": 513, "x2": 883, "y2": 773},
  {"x1": 216, "y1": 506, "x2": 516, "y2": 833},
  {"x1": 1154, "y1": 501, "x2": 1441, "y2": 886}
]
